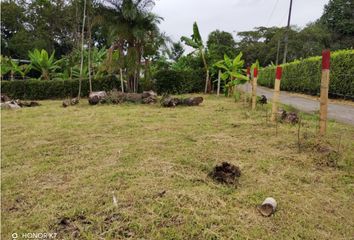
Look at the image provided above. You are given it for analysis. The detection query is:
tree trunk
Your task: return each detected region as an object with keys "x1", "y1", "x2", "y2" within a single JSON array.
[
  {"x1": 204, "y1": 70, "x2": 209, "y2": 94},
  {"x1": 217, "y1": 70, "x2": 221, "y2": 96},
  {"x1": 120, "y1": 68, "x2": 124, "y2": 93},
  {"x1": 88, "y1": 15, "x2": 92, "y2": 93},
  {"x1": 78, "y1": 0, "x2": 87, "y2": 100},
  {"x1": 200, "y1": 49, "x2": 209, "y2": 94}
]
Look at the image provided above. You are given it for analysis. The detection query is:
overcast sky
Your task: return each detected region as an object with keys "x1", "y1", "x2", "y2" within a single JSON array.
[{"x1": 153, "y1": 0, "x2": 329, "y2": 42}]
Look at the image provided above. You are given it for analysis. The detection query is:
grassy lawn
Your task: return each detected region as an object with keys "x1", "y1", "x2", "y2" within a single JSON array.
[{"x1": 1, "y1": 95, "x2": 353, "y2": 239}]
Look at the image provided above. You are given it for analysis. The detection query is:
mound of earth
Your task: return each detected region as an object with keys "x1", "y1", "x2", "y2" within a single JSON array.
[{"x1": 209, "y1": 162, "x2": 241, "y2": 185}]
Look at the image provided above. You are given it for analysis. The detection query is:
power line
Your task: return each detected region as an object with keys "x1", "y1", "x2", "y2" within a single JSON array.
[
  {"x1": 266, "y1": 0, "x2": 280, "y2": 26},
  {"x1": 278, "y1": 12, "x2": 288, "y2": 26}
]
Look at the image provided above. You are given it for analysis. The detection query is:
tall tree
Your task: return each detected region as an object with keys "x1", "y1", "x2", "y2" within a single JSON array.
[
  {"x1": 207, "y1": 30, "x2": 237, "y2": 65},
  {"x1": 320, "y1": 0, "x2": 354, "y2": 49},
  {"x1": 101, "y1": 0, "x2": 163, "y2": 92},
  {"x1": 169, "y1": 41, "x2": 185, "y2": 61}
]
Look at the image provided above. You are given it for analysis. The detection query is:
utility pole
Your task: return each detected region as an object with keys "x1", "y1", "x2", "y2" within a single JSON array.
[{"x1": 282, "y1": 0, "x2": 293, "y2": 64}]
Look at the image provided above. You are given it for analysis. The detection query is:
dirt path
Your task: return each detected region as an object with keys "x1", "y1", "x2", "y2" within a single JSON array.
[{"x1": 240, "y1": 83, "x2": 354, "y2": 126}]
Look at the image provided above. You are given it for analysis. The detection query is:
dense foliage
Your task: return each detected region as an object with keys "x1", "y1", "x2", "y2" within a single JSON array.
[
  {"x1": 258, "y1": 50, "x2": 354, "y2": 99},
  {"x1": 235, "y1": 0, "x2": 354, "y2": 66},
  {"x1": 1, "y1": 76, "x2": 121, "y2": 99},
  {"x1": 1, "y1": 0, "x2": 353, "y2": 98},
  {"x1": 154, "y1": 69, "x2": 204, "y2": 94}
]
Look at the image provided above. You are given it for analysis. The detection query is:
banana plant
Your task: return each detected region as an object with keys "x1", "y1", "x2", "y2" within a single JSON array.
[
  {"x1": 214, "y1": 52, "x2": 248, "y2": 97},
  {"x1": 28, "y1": 49, "x2": 62, "y2": 80},
  {"x1": 181, "y1": 22, "x2": 210, "y2": 93},
  {"x1": 10, "y1": 60, "x2": 31, "y2": 80},
  {"x1": 0, "y1": 55, "x2": 11, "y2": 80}
]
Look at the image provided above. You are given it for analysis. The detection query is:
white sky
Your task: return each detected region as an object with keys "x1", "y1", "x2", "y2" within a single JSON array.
[{"x1": 153, "y1": 0, "x2": 329, "y2": 42}]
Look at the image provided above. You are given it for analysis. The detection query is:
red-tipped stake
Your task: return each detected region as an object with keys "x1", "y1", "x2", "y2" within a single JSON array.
[
  {"x1": 252, "y1": 67, "x2": 258, "y2": 110},
  {"x1": 319, "y1": 50, "x2": 330, "y2": 135},
  {"x1": 271, "y1": 66, "x2": 283, "y2": 122}
]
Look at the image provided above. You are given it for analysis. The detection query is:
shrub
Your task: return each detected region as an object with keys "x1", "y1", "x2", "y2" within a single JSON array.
[
  {"x1": 154, "y1": 69, "x2": 204, "y2": 94},
  {"x1": 1, "y1": 76, "x2": 121, "y2": 100},
  {"x1": 258, "y1": 50, "x2": 354, "y2": 99}
]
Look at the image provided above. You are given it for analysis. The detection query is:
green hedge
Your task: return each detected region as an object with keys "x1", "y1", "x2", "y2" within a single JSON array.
[
  {"x1": 258, "y1": 50, "x2": 354, "y2": 99},
  {"x1": 1, "y1": 76, "x2": 121, "y2": 100},
  {"x1": 154, "y1": 69, "x2": 204, "y2": 94}
]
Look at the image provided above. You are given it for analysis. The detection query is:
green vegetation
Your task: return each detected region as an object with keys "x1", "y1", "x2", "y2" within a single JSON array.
[
  {"x1": 2, "y1": 96, "x2": 353, "y2": 239},
  {"x1": 2, "y1": 0, "x2": 353, "y2": 98},
  {"x1": 2, "y1": 0, "x2": 354, "y2": 238},
  {"x1": 258, "y1": 49, "x2": 354, "y2": 99},
  {"x1": 154, "y1": 70, "x2": 203, "y2": 94},
  {"x1": 214, "y1": 53, "x2": 248, "y2": 97},
  {"x1": 1, "y1": 76, "x2": 120, "y2": 99}
]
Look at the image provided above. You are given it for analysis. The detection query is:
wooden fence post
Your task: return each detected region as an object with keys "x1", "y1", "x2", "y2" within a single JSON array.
[
  {"x1": 271, "y1": 66, "x2": 283, "y2": 122},
  {"x1": 217, "y1": 70, "x2": 221, "y2": 96},
  {"x1": 319, "y1": 49, "x2": 330, "y2": 135},
  {"x1": 252, "y1": 67, "x2": 258, "y2": 110}
]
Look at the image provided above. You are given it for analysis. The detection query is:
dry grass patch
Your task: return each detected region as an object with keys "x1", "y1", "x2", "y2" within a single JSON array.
[{"x1": 1, "y1": 95, "x2": 354, "y2": 239}]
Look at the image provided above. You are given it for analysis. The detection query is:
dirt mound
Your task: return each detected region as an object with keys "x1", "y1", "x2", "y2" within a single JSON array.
[
  {"x1": 257, "y1": 95, "x2": 267, "y2": 105},
  {"x1": 55, "y1": 214, "x2": 92, "y2": 238},
  {"x1": 209, "y1": 162, "x2": 241, "y2": 185},
  {"x1": 314, "y1": 144, "x2": 340, "y2": 167},
  {"x1": 278, "y1": 109, "x2": 299, "y2": 124}
]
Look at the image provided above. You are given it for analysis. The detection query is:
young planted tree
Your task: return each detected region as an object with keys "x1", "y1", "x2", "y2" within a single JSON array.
[
  {"x1": 214, "y1": 52, "x2": 248, "y2": 98},
  {"x1": 181, "y1": 22, "x2": 210, "y2": 93}
]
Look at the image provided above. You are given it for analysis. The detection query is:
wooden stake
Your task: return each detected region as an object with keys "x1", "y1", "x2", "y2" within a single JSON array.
[
  {"x1": 319, "y1": 50, "x2": 330, "y2": 135},
  {"x1": 271, "y1": 66, "x2": 283, "y2": 122},
  {"x1": 252, "y1": 67, "x2": 258, "y2": 110},
  {"x1": 217, "y1": 70, "x2": 221, "y2": 96}
]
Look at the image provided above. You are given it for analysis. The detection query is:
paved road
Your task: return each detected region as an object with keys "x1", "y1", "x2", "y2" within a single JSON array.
[{"x1": 239, "y1": 83, "x2": 354, "y2": 126}]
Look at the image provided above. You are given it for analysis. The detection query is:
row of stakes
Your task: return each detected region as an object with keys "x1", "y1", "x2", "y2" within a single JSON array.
[
  {"x1": 248, "y1": 50, "x2": 331, "y2": 216},
  {"x1": 245, "y1": 49, "x2": 331, "y2": 136}
]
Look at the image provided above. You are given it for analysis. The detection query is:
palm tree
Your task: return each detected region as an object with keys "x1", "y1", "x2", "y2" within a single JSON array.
[
  {"x1": 181, "y1": 22, "x2": 210, "y2": 93},
  {"x1": 101, "y1": 0, "x2": 164, "y2": 92},
  {"x1": 28, "y1": 49, "x2": 61, "y2": 80}
]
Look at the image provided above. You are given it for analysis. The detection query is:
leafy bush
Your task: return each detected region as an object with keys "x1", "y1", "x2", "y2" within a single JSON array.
[
  {"x1": 154, "y1": 69, "x2": 204, "y2": 94},
  {"x1": 258, "y1": 50, "x2": 354, "y2": 99},
  {"x1": 1, "y1": 76, "x2": 121, "y2": 100}
]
